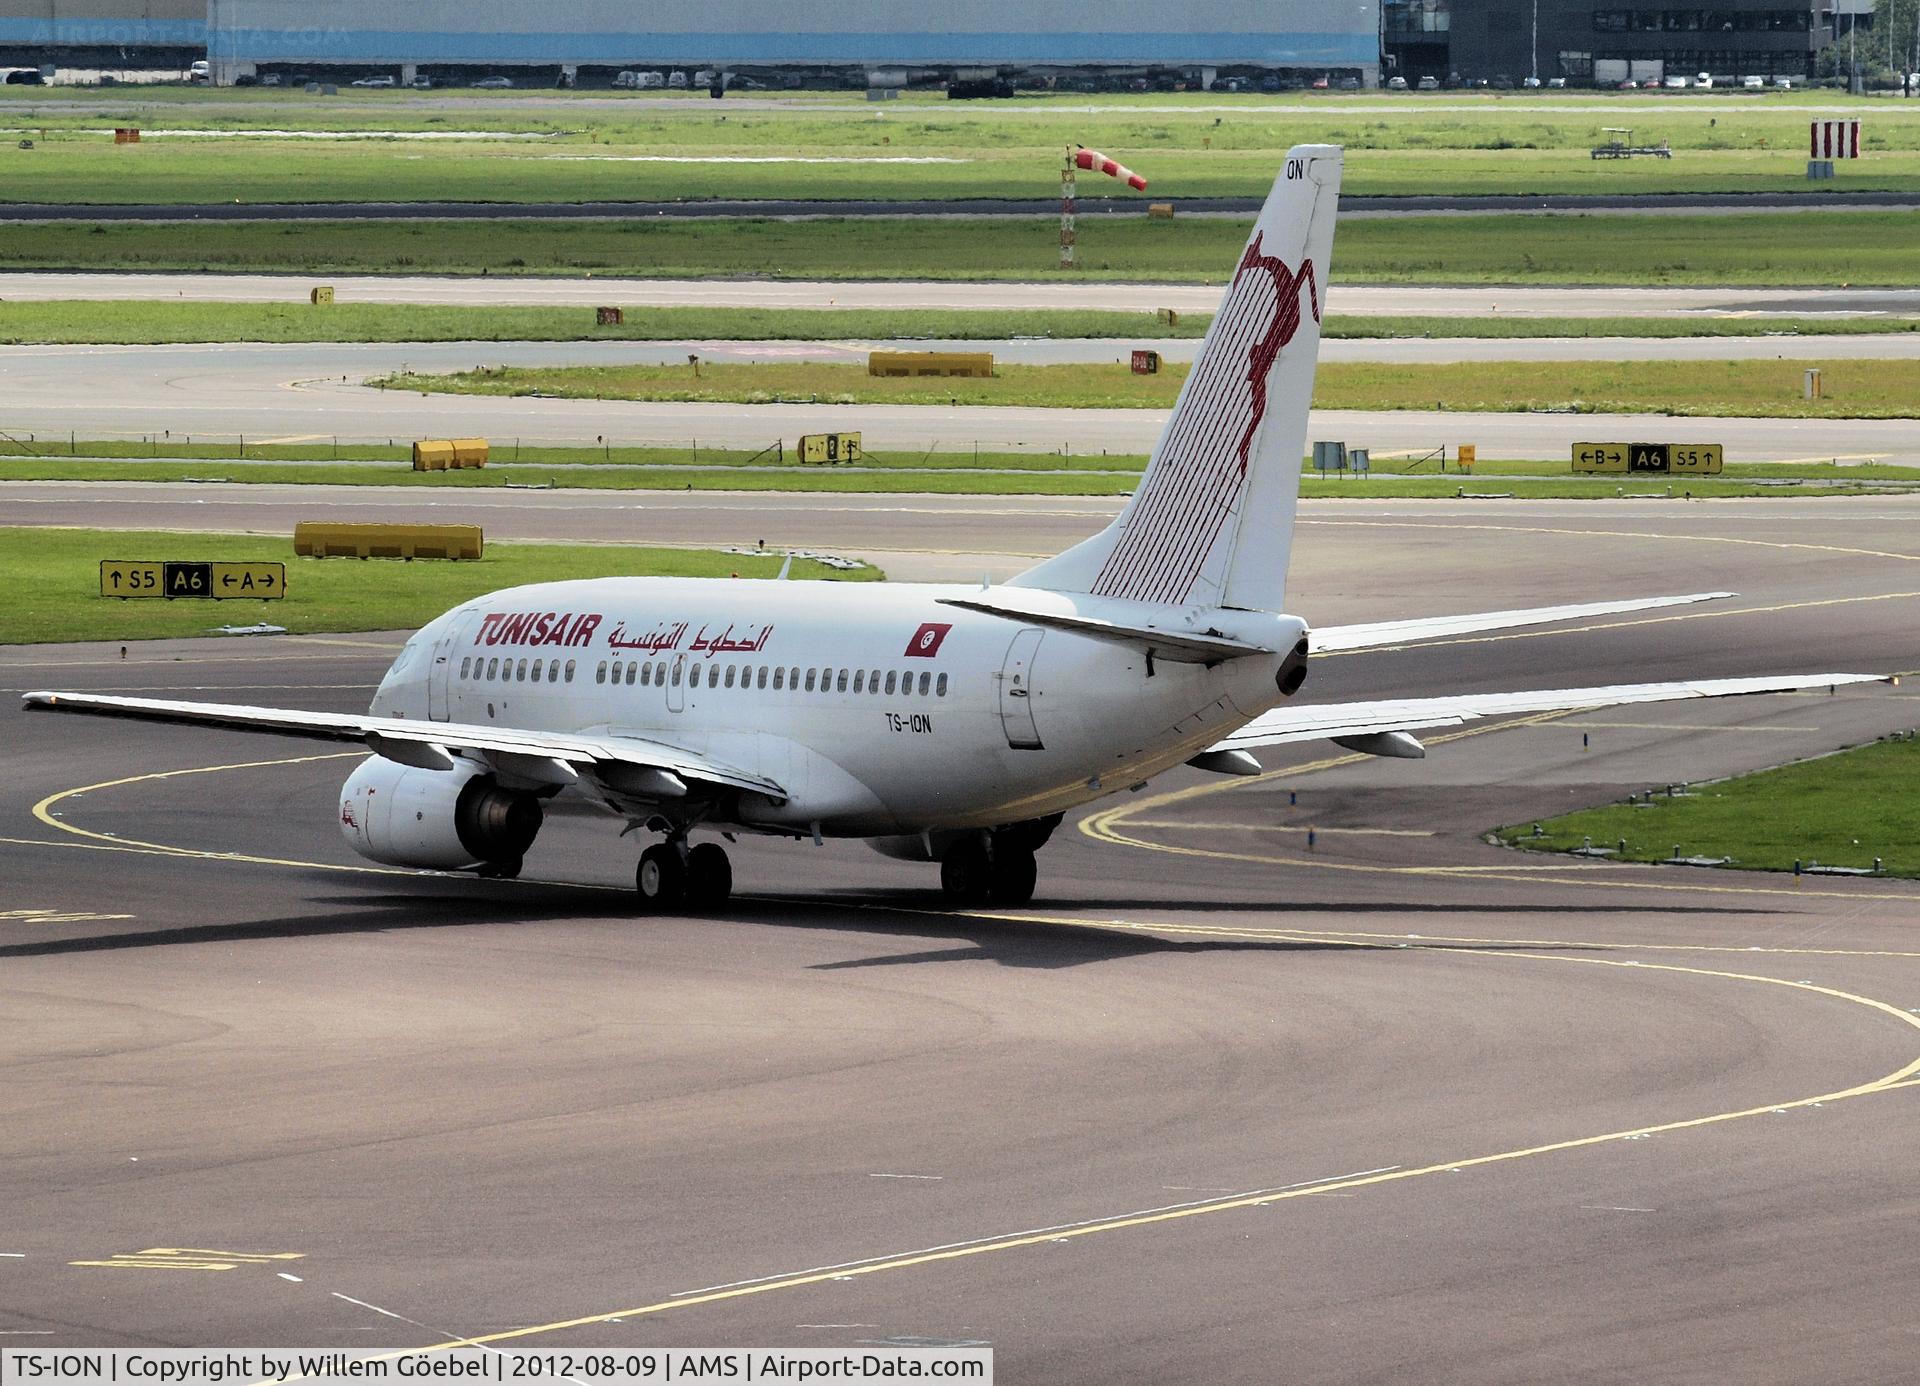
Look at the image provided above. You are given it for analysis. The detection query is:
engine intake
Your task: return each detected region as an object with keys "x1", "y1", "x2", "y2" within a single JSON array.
[{"x1": 340, "y1": 756, "x2": 543, "y2": 870}]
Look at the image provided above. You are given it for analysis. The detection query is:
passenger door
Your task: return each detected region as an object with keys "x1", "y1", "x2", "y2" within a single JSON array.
[
  {"x1": 427, "y1": 611, "x2": 480, "y2": 722},
  {"x1": 997, "y1": 628, "x2": 1044, "y2": 750}
]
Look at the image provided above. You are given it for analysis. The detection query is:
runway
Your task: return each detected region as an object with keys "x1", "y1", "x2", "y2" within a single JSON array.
[
  {"x1": 4, "y1": 496, "x2": 1919, "y2": 1379},
  {"x1": 3, "y1": 340, "x2": 1916, "y2": 462},
  {"x1": 6, "y1": 273, "x2": 1919, "y2": 316}
]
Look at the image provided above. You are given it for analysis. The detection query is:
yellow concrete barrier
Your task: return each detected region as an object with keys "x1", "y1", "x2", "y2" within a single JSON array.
[
  {"x1": 294, "y1": 523, "x2": 483, "y2": 560},
  {"x1": 868, "y1": 351, "x2": 994, "y2": 378},
  {"x1": 411, "y1": 440, "x2": 456, "y2": 471},
  {"x1": 411, "y1": 438, "x2": 488, "y2": 470},
  {"x1": 1148, "y1": 202, "x2": 1175, "y2": 218},
  {"x1": 310, "y1": 286, "x2": 335, "y2": 305}
]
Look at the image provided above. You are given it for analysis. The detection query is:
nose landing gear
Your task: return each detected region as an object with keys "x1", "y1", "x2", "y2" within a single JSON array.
[{"x1": 635, "y1": 837, "x2": 733, "y2": 911}]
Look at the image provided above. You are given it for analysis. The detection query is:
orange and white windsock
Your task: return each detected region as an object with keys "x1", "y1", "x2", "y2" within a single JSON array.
[{"x1": 1075, "y1": 146, "x2": 1148, "y2": 191}]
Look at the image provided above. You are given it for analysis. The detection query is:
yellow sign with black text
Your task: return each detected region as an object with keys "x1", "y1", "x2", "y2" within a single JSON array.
[
  {"x1": 1573, "y1": 443, "x2": 1721, "y2": 475},
  {"x1": 798, "y1": 432, "x2": 862, "y2": 465},
  {"x1": 101, "y1": 561, "x2": 286, "y2": 600}
]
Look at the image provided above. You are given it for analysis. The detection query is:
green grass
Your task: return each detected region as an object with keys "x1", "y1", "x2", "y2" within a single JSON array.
[
  {"x1": 376, "y1": 356, "x2": 1920, "y2": 419},
  {"x1": 2, "y1": 300, "x2": 1917, "y2": 345},
  {"x1": 0, "y1": 526, "x2": 878, "y2": 644},
  {"x1": 5, "y1": 210, "x2": 1919, "y2": 284},
  {"x1": 0, "y1": 301, "x2": 1212, "y2": 345},
  {"x1": 4, "y1": 90, "x2": 1920, "y2": 201},
  {"x1": 1494, "y1": 734, "x2": 1920, "y2": 877},
  {"x1": 0, "y1": 456, "x2": 1900, "y2": 500}
]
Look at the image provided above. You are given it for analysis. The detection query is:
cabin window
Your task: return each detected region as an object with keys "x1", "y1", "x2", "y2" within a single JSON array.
[
  {"x1": 936, "y1": 673, "x2": 948, "y2": 697},
  {"x1": 516, "y1": 659, "x2": 529, "y2": 682},
  {"x1": 869, "y1": 668, "x2": 881, "y2": 693},
  {"x1": 836, "y1": 669, "x2": 849, "y2": 693},
  {"x1": 654, "y1": 661, "x2": 666, "y2": 686},
  {"x1": 804, "y1": 668, "x2": 817, "y2": 692},
  {"x1": 459, "y1": 657, "x2": 470, "y2": 679},
  {"x1": 724, "y1": 665, "x2": 737, "y2": 689},
  {"x1": 564, "y1": 659, "x2": 575, "y2": 682},
  {"x1": 670, "y1": 662, "x2": 682, "y2": 686},
  {"x1": 773, "y1": 666, "x2": 785, "y2": 690},
  {"x1": 595, "y1": 661, "x2": 607, "y2": 684},
  {"x1": 757, "y1": 666, "x2": 768, "y2": 689},
  {"x1": 550, "y1": 661, "x2": 562, "y2": 683},
  {"x1": 918, "y1": 672, "x2": 931, "y2": 696},
  {"x1": 624, "y1": 662, "x2": 636, "y2": 685},
  {"x1": 640, "y1": 662, "x2": 652, "y2": 686},
  {"x1": 693, "y1": 663, "x2": 706, "y2": 688},
  {"x1": 884, "y1": 671, "x2": 897, "y2": 694},
  {"x1": 852, "y1": 670, "x2": 865, "y2": 693},
  {"x1": 606, "y1": 660, "x2": 617, "y2": 683},
  {"x1": 530, "y1": 659, "x2": 544, "y2": 681}
]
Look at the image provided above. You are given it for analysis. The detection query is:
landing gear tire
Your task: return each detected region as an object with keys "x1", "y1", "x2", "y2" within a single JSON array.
[
  {"x1": 685, "y1": 842, "x2": 733, "y2": 909},
  {"x1": 988, "y1": 845, "x2": 1037, "y2": 906},
  {"x1": 476, "y1": 856, "x2": 522, "y2": 880},
  {"x1": 940, "y1": 839, "x2": 993, "y2": 907},
  {"x1": 635, "y1": 843, "x2": 686, "y2": 910}
]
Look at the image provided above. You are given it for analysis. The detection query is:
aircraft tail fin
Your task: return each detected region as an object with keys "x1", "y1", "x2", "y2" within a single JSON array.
[{"x1": 1009, "y1": 144, "x2": 1341, "y2": 613}]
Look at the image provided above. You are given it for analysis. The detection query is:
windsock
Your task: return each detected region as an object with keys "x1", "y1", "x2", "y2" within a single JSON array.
[{"x1": 1074, "y1": 146, "x2": 1147, "y2": 191}]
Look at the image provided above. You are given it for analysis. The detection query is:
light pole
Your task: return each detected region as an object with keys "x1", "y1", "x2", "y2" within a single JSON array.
[{"x1": 1532, "y1": 0, "x2": 1539, "y2": 83}]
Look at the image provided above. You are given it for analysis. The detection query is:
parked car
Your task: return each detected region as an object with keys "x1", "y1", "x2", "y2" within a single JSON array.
[
  {"x1": 474, "y1": 75, "x2": 513, "y2": 89},
  {"x1": 1336, "y1": 75, "x2": 1360, "y2": 90},
  {"x1": 1310, "y1": 74, "x2": 1329, "y2": 89},
  {"x1": 1416, "y1": 75, "x2": 1440, "y2": 91},
  {"x1": 1663, "y1": 75, "x2": 1690, "y2": 88},
  {"x1": 1387, "y1": 75, "x2": 1408, "y2": 90},
  {"x1": 1773, "y1": 75, "x2": 1794, "y2": 88},
  {"x1": 667, "y1": 69, "x2": 688, "y2": 88},
  {"x1": 1741, "y1": 74, "x2": 1765, "y2": 88},
  {"x1": 1522, "y1": 76, "x2": 1542, "y2": 88},
  {"x1": 1694, "y1": 72, "x2": 1714, "y2": 88},
  {"x1": 350, "y1": 75, "x2": 394, "y2": 87},
  {"x1": 1547, "y1": 76, "x2": 1567, "y2": 87},
  {"x1": 409, "y1": 75, "x2": 432, "y2": 89}
]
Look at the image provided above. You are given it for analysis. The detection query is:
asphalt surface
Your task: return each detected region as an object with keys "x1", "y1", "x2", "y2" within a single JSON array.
[
  {"x1": 2, "y1": 339, "x2": 1915, "y2": 463},
  {"x1": 5, "y1": 190, "x2": 1919, "y2": 221},
  {"x1": 4, "y1": 496, "x2": 1919, "y2": 1379},
  {"x1": 7, "y1": 273, "x2": 1920, "y2": 316}
]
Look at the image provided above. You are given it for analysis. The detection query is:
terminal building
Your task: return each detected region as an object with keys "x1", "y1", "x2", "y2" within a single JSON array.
[
  {"x1": 0, "y1": 0, "x2": 202, "y2": 68},
  {"x1": 1386, "y1": 0, "x2": 1827, "y2": 83},
  {"x1": 198, "y1": 0, "x2": 1379, "y2": 88}
]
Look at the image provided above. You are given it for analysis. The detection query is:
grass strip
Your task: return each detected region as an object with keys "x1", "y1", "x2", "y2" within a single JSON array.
[
  {"x1": 2, "y1": 211, "x2": 1916, "y2": 284},
  {"x1": 0, "y1": 526, "x2": 877, "y2": 645},
  {"x1": 0, "y1": 458, "x2": 1896, "y2": 500},
  {"x1": 0, "y1": 301, "x2": 1212, "y2": 345},
  {"x1": 375, "y1": 356, "x2": 1920, "y2": 419},
  {"x1": 2, "y1": 301, "x2": 1918, "y2": 345},
  {"x1": 1494, "y1": 734, "x2": 1920, "y2": 877}
]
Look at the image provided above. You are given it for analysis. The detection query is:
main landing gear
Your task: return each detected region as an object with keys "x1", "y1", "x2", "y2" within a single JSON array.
[
  {"x1": 940, "y1": 834, "x2": 1038, "y2": 908},
  {"x1": 635, "y1": 837, "x2": 732, "y2": 911}
]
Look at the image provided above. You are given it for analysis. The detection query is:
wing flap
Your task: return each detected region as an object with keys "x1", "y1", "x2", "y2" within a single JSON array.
[
  {"x1": 1211, "y1": 673, "x2": 1881, "y2": 752},
  {"x1": 20, "y1": 691, "x2": 785, "y2": 798},
  {"x1": 1312, "y1": 591, "x2": 1737, "y2": 654}
]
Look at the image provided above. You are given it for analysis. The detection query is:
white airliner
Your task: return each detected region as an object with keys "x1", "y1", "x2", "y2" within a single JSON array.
[{"x1": 24, "y1": 145, "x2": 1875, "y2": 907}]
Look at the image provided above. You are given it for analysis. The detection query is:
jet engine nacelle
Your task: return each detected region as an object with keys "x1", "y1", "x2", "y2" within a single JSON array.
[{"x1": 339, "y1": 755, "x2": 543, "y2": 870}]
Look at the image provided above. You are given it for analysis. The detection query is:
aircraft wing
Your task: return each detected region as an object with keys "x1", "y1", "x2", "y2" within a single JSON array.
[
  {"x1": 1312, "y1": 591, "x2": 1737, "y2": 653},
  {"x1": 1208, "y1": 673, "x2": 1882, "y2": 753},
  {"x1": 19, "y1": 691, "x2": 786, "y2": 798}
]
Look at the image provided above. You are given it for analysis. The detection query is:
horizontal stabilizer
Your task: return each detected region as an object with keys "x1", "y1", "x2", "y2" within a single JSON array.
[
  {"x1": 20, "y1": 691, "x2": 785, "y2": 798},
  {"x1": 1208, "y1": 673, "x2": 1883, "y2": 753},
  {"x1": 1313, "y1": 591, "x2": 1737, "y2": 654},
  {"x1": 936, "y1": 594, "x2": 1270, "y2": 663}
]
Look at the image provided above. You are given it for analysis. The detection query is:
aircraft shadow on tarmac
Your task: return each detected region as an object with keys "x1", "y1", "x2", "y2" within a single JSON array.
[{"x1": 0, "y1": 880, "x2": 1764, "y2": 965}]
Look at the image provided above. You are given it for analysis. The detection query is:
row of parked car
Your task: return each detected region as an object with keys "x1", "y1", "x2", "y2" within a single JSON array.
[{"x1": 1385, "y1": 72, "x2": 1794, "y2": 89}]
